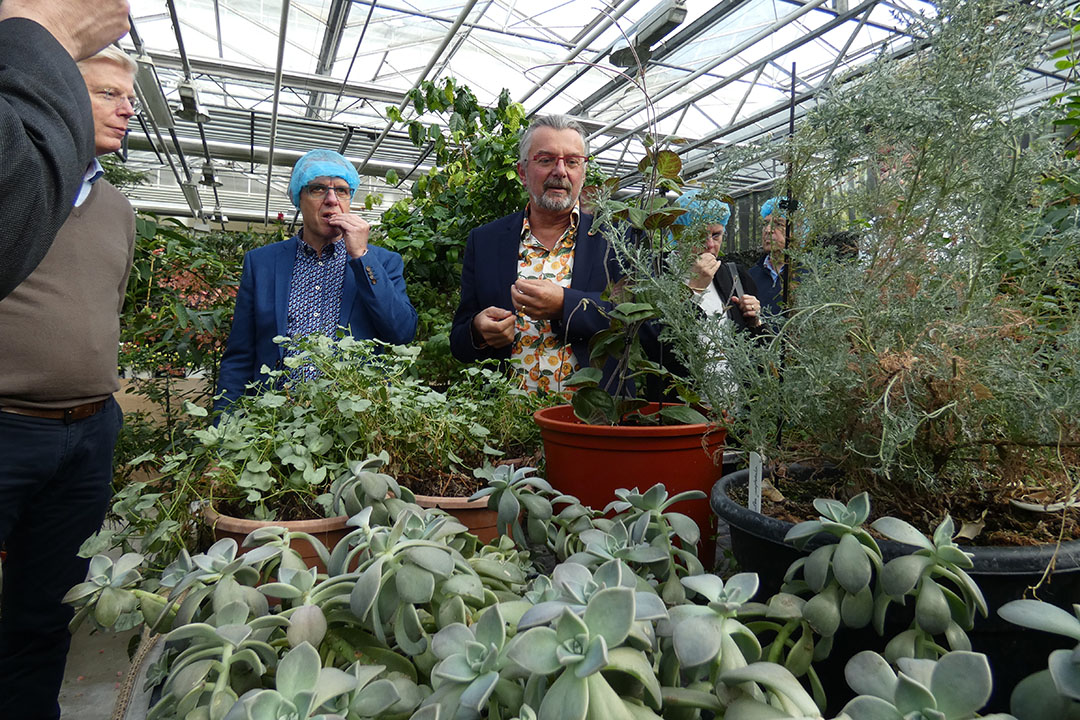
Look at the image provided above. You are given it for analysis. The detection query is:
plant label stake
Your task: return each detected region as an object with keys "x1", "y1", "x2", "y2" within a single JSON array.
[{"x1": 748, "y1": 451, "x2": 763, "y2": 513}]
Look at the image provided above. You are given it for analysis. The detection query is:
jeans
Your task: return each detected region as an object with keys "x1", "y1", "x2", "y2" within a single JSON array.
[{"x1": 0, "y1": 397, "x2": 121, "y2": 720}]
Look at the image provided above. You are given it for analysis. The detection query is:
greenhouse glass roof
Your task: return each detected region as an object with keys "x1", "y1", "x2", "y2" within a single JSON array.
[{"x1": 116, "y1": 0, "x2": 1073, "y2": 226}]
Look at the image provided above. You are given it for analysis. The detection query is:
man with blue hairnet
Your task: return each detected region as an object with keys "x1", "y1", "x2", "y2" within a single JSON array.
[
  {"x1": 214, "y1": 149, "x2": 417, "y2": 411},
  {"x1": 675, "y1": 189, "x2": 762, "y2": 331},
  {"x1": 748, "y1": 195, "x2": 792, "y2": 317}
]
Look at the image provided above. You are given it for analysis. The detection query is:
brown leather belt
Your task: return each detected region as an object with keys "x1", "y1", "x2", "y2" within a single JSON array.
[{"x1": 0, "y1": 399, "x2": 108, "y2": 424}]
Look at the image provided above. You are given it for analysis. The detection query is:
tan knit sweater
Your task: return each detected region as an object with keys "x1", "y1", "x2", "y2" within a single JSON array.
[{"x1": 0, "y1": 179, "x2": 134, "y2": 408}]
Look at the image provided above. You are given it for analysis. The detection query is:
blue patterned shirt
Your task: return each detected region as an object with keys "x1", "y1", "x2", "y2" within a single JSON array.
[{"x1": 285, "y1": 236, "x2": 348, "y2": 381}]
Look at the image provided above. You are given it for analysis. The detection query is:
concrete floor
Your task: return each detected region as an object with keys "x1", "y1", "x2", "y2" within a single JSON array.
[{"x1": 59, "y1": 623, "x2": 139, "y2": 719}]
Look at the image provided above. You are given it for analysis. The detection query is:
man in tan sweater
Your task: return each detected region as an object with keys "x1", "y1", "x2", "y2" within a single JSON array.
[{"x1": 0, "y1": 46, "x2": 136, "y2": 720}]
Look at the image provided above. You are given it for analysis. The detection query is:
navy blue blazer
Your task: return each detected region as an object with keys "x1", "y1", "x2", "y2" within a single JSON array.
[
  {"x1": 215, "y1": 236, "x2": 418, "y2": 411},
  {"x1": 449, "y1": 210, "x2": 620, "y2": 379}
]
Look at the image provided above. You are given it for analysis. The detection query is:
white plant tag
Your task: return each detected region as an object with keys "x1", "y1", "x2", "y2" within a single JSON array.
[{"x1": 748, "y1": 451, "x2": 763, "y2": 513}]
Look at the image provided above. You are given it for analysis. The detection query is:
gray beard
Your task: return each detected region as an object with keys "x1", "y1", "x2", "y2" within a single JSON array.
[{"x1": 534, "y1": 189, "x2": 575, "y2": 212}]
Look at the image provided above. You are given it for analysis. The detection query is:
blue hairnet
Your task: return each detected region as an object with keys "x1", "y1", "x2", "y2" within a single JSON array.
[
  {"x1": 760, "y1": 195, "x2": 791, "y2": 220},
  {"x1": 288, "y1": 149, "x2": 360, "y2": 207},
  {"x1": 673, "y1": 189, "x2": 731, "y2": 227}
]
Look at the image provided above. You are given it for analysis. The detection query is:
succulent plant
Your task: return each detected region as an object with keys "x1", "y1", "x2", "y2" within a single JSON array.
[
  {"x1": 470, "y1": 463, "x2": 553, "y2": 547},
  {"x1": 507, "y1": 583, "x2": 664, "y2": 720},
  {"x1": 221, "y1": 642, "x2": 355, "y2": 720},
  {"x1": 783, "y1": 493, "x2": 882, "y2": 640},
  {"x1": 840, "y1": 650, "x2": 1015, "y2": 720},
  {"x1": 871, "y1": 515, "x2": 987, "y2": 660},
  {"x1": 998, "y1": 600, "x2": 1080, "y2": 720}
]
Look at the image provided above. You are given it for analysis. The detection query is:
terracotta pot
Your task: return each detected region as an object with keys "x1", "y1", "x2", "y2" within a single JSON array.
[
  {"x1": 203, "y1": 508, "x2": 351, "y2": 574},
  {"x1": 533, "y1": 403, "x2": 726, "y2": 568},
  {"x1": 414, "y1": 494, "x2": 498, "y2": 544}
]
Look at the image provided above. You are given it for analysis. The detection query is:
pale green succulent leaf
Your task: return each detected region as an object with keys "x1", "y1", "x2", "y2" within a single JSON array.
[
  {"x1": 844, "y1": 651, "x2": 898, "y2": 700},
  {"x1": 606, "y1": 646, "x2": 663, "y2": 709},
  {"x1": 999, "y1": 600, "x2": 1080, "y2": 640},
  {"x1": 915, "y1": 579, "x2": 951, "y2": 636},
  {"x1": 839, "y1": 695, "x2": 905, "y2": 720},
  {"x1": 508, "y1": 627, "x2": 562, "y2": 675},
  {"x1": 350, "y1": 678, "x2": 402, "y2": 716},
  {"x1": 804, "y1": 545, "x2": 834, "y2": 593},
  {"x1": 1048, "y1": 647, "x2": 1080, "y2": 702},
  {"x1": 928, "y1": 651, "x2": 993, "y2": 717},
  {"x1": 870, "y1": 518, "x2": 933, "y2": 550},
  {"x1": 405, "y1": 546, "x2": 455, "y2": 577},
  {"x1": 313, "y1": 666, "x2": 358, "y2": 711},
  {"x1": 396, "y1": 563, "x2": 436, "y2": 605},
  {"x1": 720, "y1": 662, "x2": 820, "y2": 717},
  {"x1": 277, "y1": 642, "x2": 322, "y2": 705},
  {"x1": 461, "y1": 671, "x2": 500, "y2": 711},
  {"x1": 583, "y1": 587, "x2": 634, "y2": 648},
  {"x1": 575, "y1": 635, "x2": 609, "y2": 678},
  {"x1": 834, "y1": 534, "x2": 873, "y2": 594},
  {"x1": 537, "y1": 669, "x2": 588, "y2": 720},
  {"x1": 880, "y1": 555, "x2": 932, "y2": 597},
  {"x1": 892, "y1": 671, "x2": 935, "y2": 715}
]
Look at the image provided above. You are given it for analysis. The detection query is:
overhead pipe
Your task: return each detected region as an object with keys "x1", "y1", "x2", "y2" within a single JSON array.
[{"x1": 263, "y1": 0, "x2": 292, "y2": 225}]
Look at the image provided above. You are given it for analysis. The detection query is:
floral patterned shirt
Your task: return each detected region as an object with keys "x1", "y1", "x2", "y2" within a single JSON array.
[{"x1": 511, "y1": 206, "x2": 581, "y2": 393}]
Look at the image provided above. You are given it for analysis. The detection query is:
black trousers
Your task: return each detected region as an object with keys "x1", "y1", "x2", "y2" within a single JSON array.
[{"x1": 0, "y1": 398, "x2": 121, "y2": 720}]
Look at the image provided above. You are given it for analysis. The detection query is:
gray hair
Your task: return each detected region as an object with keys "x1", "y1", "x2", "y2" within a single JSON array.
[
  {"x1": 518, "y1": 115, "x2": 589, "y2": 164},
  {"x1": 78, "y1": 46, "x2": 138, "y2": 76}
]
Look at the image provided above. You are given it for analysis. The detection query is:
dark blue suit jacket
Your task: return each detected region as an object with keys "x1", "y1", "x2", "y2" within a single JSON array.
[
  {"x1": 215, "y1": 236, "x2": 417, "y2": 411},
  {"x1": 449, "y1": 210, "x2": 621, "y2": 383}
]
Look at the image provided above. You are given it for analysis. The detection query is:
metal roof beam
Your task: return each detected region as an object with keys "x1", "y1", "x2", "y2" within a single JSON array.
[
  {"x1": 307, "y1": 0, "x2": 353, "y2": 119},
  {"x1": 144, "y1": 50, "x2": 408, "y2": 105}
]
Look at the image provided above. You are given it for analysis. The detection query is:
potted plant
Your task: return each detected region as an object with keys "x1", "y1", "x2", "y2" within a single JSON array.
[
  {"x1": 533, "y1": 137, "x2": 739, "y2": 566},
  {"x1": 89, "y1": 332, "x2": 553, "y2": 571},
  {"x1": 648, "y1": 0, "x2": 1079, "y2": 709}
]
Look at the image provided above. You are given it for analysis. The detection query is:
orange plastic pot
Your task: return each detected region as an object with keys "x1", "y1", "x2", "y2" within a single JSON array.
[
  {"x1": 533, "y1": 404, "x2": 725, "y2": 567},
  {"x1": 414, "y1": 494, "x2": 499, "y2": 544}
]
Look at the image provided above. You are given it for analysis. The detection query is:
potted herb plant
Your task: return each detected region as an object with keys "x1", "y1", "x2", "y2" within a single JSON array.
[{"x1": 91, "y1": 332, "x2": 552, "y2": 571}]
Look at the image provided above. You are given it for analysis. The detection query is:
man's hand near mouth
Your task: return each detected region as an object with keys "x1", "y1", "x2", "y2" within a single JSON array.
[{"x1": 327, "y1": 212, "x2": 370, "y2": 258}]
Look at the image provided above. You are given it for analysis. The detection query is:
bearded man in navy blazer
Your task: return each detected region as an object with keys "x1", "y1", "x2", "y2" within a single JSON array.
[
  {"x1": 450, "y1": 115, "x2": 619, "y2": 393},
  {"x1": 215, "y1": 149, "x2": 417, "y2": 411}
]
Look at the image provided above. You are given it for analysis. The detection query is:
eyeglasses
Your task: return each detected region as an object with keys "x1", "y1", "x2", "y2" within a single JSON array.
[
  {"x1": 708, "y1": 230, "x2": 724, "y2": 242},
  {"x1": 94, "y1": 89, "x2": 140, "y2": 114},
  {"x1": 530, "y1": 153, "x2": 588, "y2": 170},
  {"x1": 304, "y1": 184, "x2": 353, "y2": 200}
]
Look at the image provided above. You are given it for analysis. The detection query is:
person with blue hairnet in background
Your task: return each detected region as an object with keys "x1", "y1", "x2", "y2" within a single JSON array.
[
  {"x1": 748, "y1": 195, "x2": 793, "y2": 317},
  {"x1": 214, "y1": 149, "x2": 418, "y2": 412},
  {"x1": 675, "y1": 189, "x2": 763, "y2": 332}
]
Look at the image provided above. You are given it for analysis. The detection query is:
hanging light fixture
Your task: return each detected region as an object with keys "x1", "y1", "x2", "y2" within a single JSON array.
[
  {"x1": 176, "y1": 79, "x2": 210, "y2": 123},
  {"x1": 199, "y1": 160, "x2": 222, "y2": 187},
  {"x1": 134, "y1": 54, "x2": 174, "y2": 129},
  {"x1": 610, "y1": 0, "x2": 687, "y2": 67}
]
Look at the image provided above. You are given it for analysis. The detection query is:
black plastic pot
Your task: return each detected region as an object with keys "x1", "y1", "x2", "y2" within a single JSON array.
[{"x1": 711, "y1": 469, "x2": 1080, "y2": 713}]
